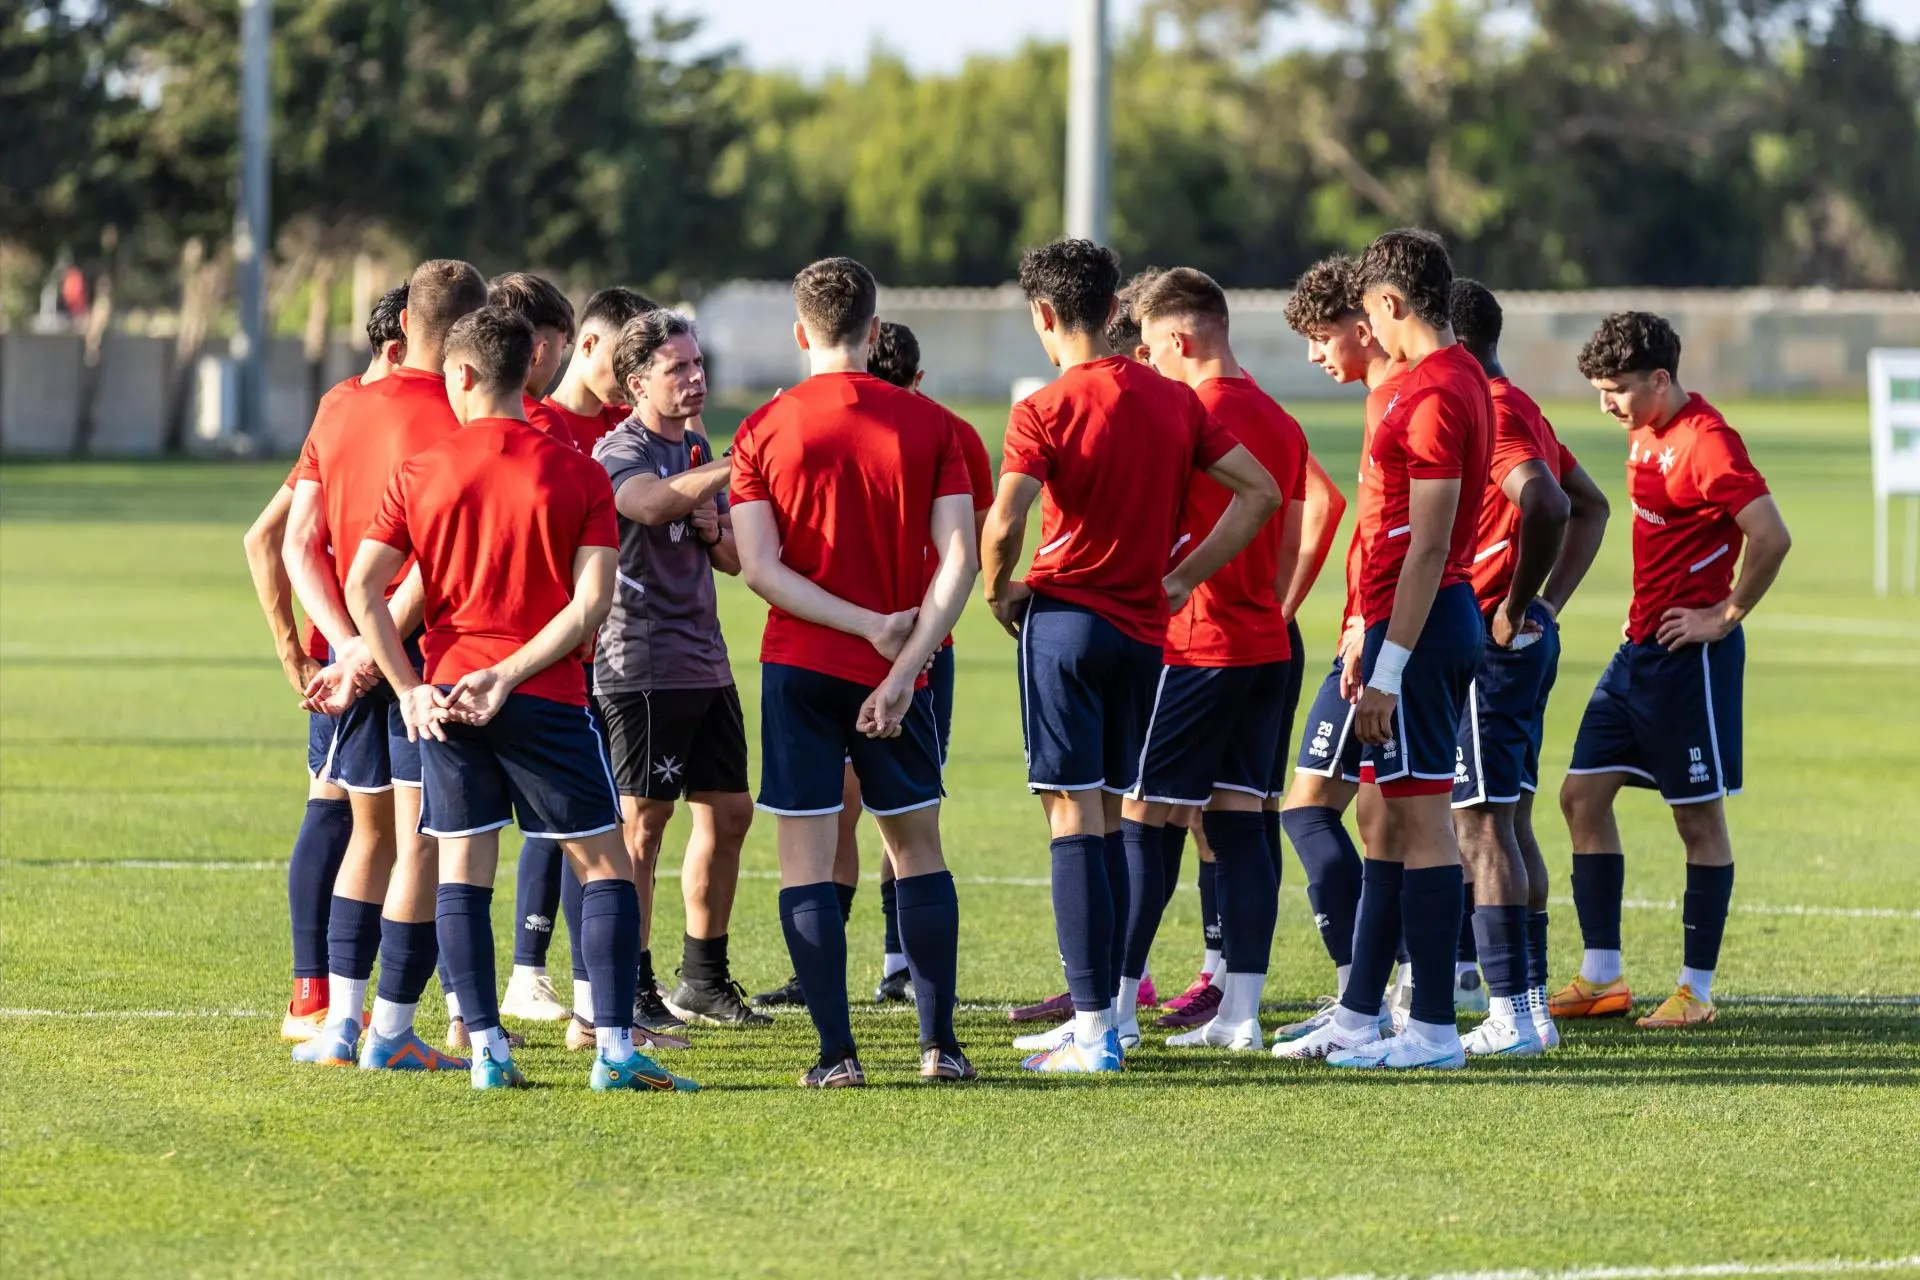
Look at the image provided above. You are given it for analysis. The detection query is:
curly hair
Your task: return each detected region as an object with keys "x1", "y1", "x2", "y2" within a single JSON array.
[
  {"x1": 1448, "y1": 278, "x2": 1503, "y2": 352},
  {"x1": 1018, "y1": 238, "x2": 1122, "y2": 335},
  {"x1": 869, "y1": 321, "x2": 921, "y2": 388},
  {"x1": 1356, "y1": 229, "x2": 1454, "y2": 330},
  {"x1": 1577, "y1": 311, "x2": 1682, "y2": 380},
  {"x1": 364, "y1": 283, "x2": 407, "y2": 353},
  {"x1": 1107, "y1": 267, "x2": 1158, "y2": 352},
  {"x1": 1283, "y1": 256, "x2": 1362, "y2": 337}
]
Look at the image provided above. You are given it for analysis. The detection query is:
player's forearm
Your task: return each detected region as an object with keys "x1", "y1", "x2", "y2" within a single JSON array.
[
  {"x1": 1543, "y1": 509, "x2": 1605, "y2": 616},
  {"x1": 386, "y1": 563, "x2": 425, "y2": 637},
  {"x1": 706, "y1": 530, "x2": 741, "y2": 576},
  {"x1": 1383, "y1": 539, "x2": 1447, "y2": 651},
  {"x1": 1167, "y1": 490, "x2": 1277, "y2": 598},
  {"x1": 980, "y1": 507, "x2": 1026, "y2": 603},
  {"x1": 893, "y1": 555, "x2": 978, "y2": 686},
  {"x1": 244, "y1": 523, "x2": 304, "y2": 662},
  {"x1": 285, "y1": 535, "x2": 358, "y2": 652},
  {"x1": 1726, "y1": 532, "x2": 1790, "y2": 620},
  {"x1": 619, "y1": 461, "x2": 733, "y2": 526},
  {"x1": 1285, "y1": 486, "x2": 1343, "y2": 618},
  {"x1": 346, "y1": 575, "x2": 416, "y2": 694},
  {"x1": 492, "y1": 600, "x2": 599, "y2": 693},
  {"x1": 1503, "y1": 479, "x2": 1570, "y2": 618},
  {"x1": 741, "y1": 556, "x2": 888, "y2": 642},
  {"x1": 1273, "y1": 506, "x2": 1307, "y2": 621}
]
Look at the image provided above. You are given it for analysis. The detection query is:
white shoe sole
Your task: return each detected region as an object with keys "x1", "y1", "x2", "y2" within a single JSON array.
[
  {"x1": 1013, "y1": 1024, "x2": 1073, "y2": 1052},
  {"x1": 500, "y1": 999, "x2": 570, "y2": 1022}
]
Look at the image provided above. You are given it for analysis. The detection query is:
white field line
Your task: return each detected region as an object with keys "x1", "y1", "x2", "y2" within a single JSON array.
[
  {"x1": 8, "y1": 861, "x2": 1914, "y2": 921},
  {"x1": 6, "y1": 995, "x2": 1920, "y2": 1021},
  {"x1": 1745, "y1": 614, "x2": 1920, "y2": 642},
  {"x1": 1295, "y1": 1259, "x2": 1920, "y2": 1280}
]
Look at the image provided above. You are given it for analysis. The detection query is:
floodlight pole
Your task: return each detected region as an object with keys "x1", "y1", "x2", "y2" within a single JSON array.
[
  {"x1": 233, "y1": 0, "x2": 271, "y2": 442},
  {"x1": 1064, "y1": 0, "x2": 1111, "y2": 244}
]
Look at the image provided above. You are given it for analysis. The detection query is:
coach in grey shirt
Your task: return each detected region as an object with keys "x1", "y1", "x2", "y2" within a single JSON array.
[{"x1": 589, "y1": 309, "x2": 766, "y2": 1030}]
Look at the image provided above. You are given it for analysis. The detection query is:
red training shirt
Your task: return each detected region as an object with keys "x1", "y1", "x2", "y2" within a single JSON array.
[
  {"x1": 1003, "y1": 356, "x2": 1239, "y2": 647},
  {"x1": 1623, "y1": 393, "x2": 1770, "y2": 645},
  {"x1": 362, "y1": 417, "x2": 617, "y2": 706},
  {"x1": 729, "y1": 373, "x2": 974, "y2": 687},
  {"x1": 293, "y1": 366, "x2": 460, "y2": 601},
  {"x1": 531, "y1": 396, "x2": 627, "y2": 454},
  {"x1": 1354, "y1": 344, "x2": 1494, "y2": 628},
  {"x1": 1164, "y1": 376, "x2": 1308, "y2": 667},
  {"x1": 1466, "y1": 376, "x2": 1556, "y2": 614},
  {"x1": 1340, "y1": 367, "x2": 1410, "y2": 633},
  {"x1": 285, "y1": 375, "x2": 363, "y2": 662},
  {"x1": 936, "y1": 406, "x2": 996, "y2": 651}
]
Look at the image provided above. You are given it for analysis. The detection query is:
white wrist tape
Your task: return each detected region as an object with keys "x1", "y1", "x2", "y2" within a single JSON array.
[{"x1": 1367, "y1": 640, "x2": 1413, "y2": 697}]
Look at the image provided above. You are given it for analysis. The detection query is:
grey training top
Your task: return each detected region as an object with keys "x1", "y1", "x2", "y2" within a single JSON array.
[{"x1": 590, "y1": 419, "x2": 733, "y2": 693}]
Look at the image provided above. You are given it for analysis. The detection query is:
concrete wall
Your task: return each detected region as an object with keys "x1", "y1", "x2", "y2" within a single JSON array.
[
  {"x1": 5, "y1": 289, "x2": 1918, "y2": 455},
  {"x1": 698, "y1": 284, "x2": 1920, "y2": 405}
]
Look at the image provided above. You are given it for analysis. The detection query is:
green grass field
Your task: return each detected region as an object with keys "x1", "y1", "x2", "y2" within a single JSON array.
[{"x1": 3, "y1": 397, "x2": 1919, "y2": 1278}]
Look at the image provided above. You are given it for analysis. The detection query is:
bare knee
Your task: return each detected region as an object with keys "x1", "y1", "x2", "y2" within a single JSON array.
[{"x1": 1672, "y1": 799, "x2": 1732, "y2": 865}]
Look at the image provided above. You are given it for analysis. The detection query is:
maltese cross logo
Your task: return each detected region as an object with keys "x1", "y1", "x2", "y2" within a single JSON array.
[{"x1": 652, "y1": 755, "x2": 684, "y2": 784}]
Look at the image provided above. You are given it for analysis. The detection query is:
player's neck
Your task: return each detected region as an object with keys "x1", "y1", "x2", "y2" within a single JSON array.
[
  {"x1": 462, "y1": 387, "x2": 527, "y2": 423},
  {"x1": 1396, "y1": 322, "x2": 1456, "y2": 368},
  {"x1": 1647, "y1": 384, "x2": 1691, "y2": 431},
  {"x1": 547, "y1": 366, "x2": 604, "y2": 416},
  {"x1": 1182, "y1": 352, "x2": 1242, "y2": 388},
  {"x1": 1052, "y1": 330, "x2": 1113, "y2": 373},
  {"x1": 806, "y1": 346, "x2": 868, "y2": 377},
  {"x1": 634, "y1": 403, "x2": 689, "y2": 441},
  {"x1": 400, "y1": 346, "x2": 444, "y2": 376},
  {"x1": 1363, "y1": 353, "x2": 1398, "y2": 390},
  {"x1": 1471, "y1": 347, "x2": 1505, "y2": 380}
]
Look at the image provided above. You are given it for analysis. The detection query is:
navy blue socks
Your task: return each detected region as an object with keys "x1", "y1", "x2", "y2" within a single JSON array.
[
  {"x1": 780, "y1": 882, "x2": 855, "y2": 1063},
  {"x1": 1197, "y1": 857, "x2": 1222, "y2": 960},
  {"x1": 1119, "y1": 820, "x2": 1165, "y2": 981},
  {"x1": 1280, "y1": 806, "x2": 1363, "y2": 967},
  {"x1": 288, "y1": 799, "x2": 351, "y2": 980},
  {"x1": 880, "y1": 877, "x2": 902, "y2": 957},
  {"x1": 1570, "y1": 852, "x2": 1626, "y2": 951},
  {"x1": 1204, "y1": 810, "x2": 1278, "y2": 974},
  {"x1": 1402, "y1": 866, "x2": 1466, "y2": 1027},
  {"x1": 1471, "y1": 903, "x2": 1529, "y2": 999},
  {"x1": 835, "y1": 881, "x2": 857, "y2": 925},
  {"x1": 1528, "y1": 910, "x2": 1550, "y2": 989},
  {"x1": 373, "y1": 918, "x2": 438, "y2": 1006},
  {"x1": 1102, "y1": 830, "x2": 1129, "y2": 1001},
  {"x1": 1261, "y1": 808, "x2": 1283, "y2": 882},
  {"x1": 561, "y1": 858, "x2": 587, "y2": 984},
  {"x1": 1049, "y1": 834, "x2": 1112, "y2": 1013},
  {"x1": 580, "y1": 878, "x2": 641, "y2": 1034},
  {"x1": 1682, "y1": 862, "x2": 1735, "y2": 972},
  {"x1": 1340, "y1": 859, "x2": 1404, "y2": 1018},
  {"x1": 1458, "y1": 881, "x2": 1480, "y2": 963},
  {"x1": 326, "y1": 895, "x2": 383, "y2": 983},
  {"x1": 894, "y1": 870, "x2": 960, "y2": 1051},
  {"x1": 435, "y1": 883, "x2": 498, "y2": 1033},
  {"x1": 512, "y1": 838, "x2": 564, "y2": 967},
  {"x1": 1159, "y1": 823, "x2": 1186, "y2": 910}
]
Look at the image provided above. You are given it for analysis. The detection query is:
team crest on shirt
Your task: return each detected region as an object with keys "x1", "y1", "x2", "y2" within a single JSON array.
[
  {"x1": 653, "y1": 755, "x2": 684, "y2": 784},
  {"x1": 669, "y1": 520, "x2": 686, "y2": 543}
]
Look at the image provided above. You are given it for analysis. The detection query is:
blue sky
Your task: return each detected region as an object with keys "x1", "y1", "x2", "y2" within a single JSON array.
[{"x1": 665, "y1": 0, "x2": 1920, "y2": 77}]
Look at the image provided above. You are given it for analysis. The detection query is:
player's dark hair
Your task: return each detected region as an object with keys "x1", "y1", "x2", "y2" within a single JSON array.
[
  {"x1": 581, "y1": 285, "x2": 657, "y2": 334},
  {"x1": 1448, "y1": 278, "x2": 1503, "y2": 354},
  {"x1": 404, "y1": 259, "x2": 489, "y2": 349},
  {"x1": 1356, "y1": 229, "x2": 1454, "y2": 331},
  {"x1": 1284, "y1": 255, "x2": 1362, "y2": 336},
  {"x1": 1578, "y1": 311, "x2": 1682, "y2": 380},
  {"x1": 487, "y1": 271, "x2": 575, "y2": 339},
  {"x1": 612, "y1": 309, "x2": 699, "y2": 392},
  {"x1": 445, "y1": 306, "x2": 534, "y2": 391},
  {"x1": 869, "y1": 321, "x2": 921, "y2": 388},
  {"x1": 1018, "y1": 238, "x2": 1122, "y2": 335},
  {"x1": 792, "y1": 257, "x2": 878, "y2": 347},
  {"x1": 1132, "y1": 266, "x2": 1229, "y2": 332},
  {"x1": 1108, "y1": 267, "x2": 1160, "y2": 352},
  {"x1": 365, "y1": 283, "x2": 407, "y2": 353}
]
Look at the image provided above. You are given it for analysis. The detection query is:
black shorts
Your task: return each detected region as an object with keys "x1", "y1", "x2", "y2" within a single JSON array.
[{"x1": 596, "y1": 685, "x2": 750, "y2": 800}]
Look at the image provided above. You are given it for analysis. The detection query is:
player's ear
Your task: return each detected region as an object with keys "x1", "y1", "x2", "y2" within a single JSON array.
[
  {"x1": 384, "y1": 339, "x2": 405, "y2": 367},
  {"x1": 793, "y1": 320, "x2": 811, "y2": 353},
  {"x1": 866, "y1": 315, "x2": 880, "y2": 351},
  {"x1": 399, "y1": 307, "x2": 413, "y2": 341},
  {"x1": 911, "y1": 370, "x2": 925, "y2": 391}
]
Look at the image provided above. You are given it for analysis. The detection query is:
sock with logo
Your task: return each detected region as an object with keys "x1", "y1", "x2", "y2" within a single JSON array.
[
  {"x1": 1403, "y1": 866, "x2": 1467, "y2": 1029},
  {"x1": 1681, "y1": 862, "x2": 1735, "y2": 999},
  {"x1": 511, "y1": 837, "x2": 564, "y2": 968},
  {"x1": 1103, "y1": 830, "x2": 1130, "y2": 1002},
  {"x1": 681, "y1": 933, "x2": 729, "y2": 986},
  {"x1": 894, "y1": 870, "x2": 960, "y2": 1050},
  {"x1": 835, "y1": 881, "x2": 857, "y2": 926},
  {"x1": 435, "y1": 883, "x2": 499, "y2": 1035},
  {"x1": 1280, "y1": 806, "x2": 1363, "y2": 968},
  {"x1": 1119, "y1": 820, "x2": 1166, "y2": 982},
  {"x1": 780, "y1": 882, "x2": 856, "y2": 1062},
  {"x1": 288, "y1": 799, "x2": 352, "y2": 988},
  {"x1": 1159, "y1": 823, "x2": 1186, "y2": 910},
  {"x1": 1050, "y1": 834, "x2": 1113, "y2": 1013},
  {"x1": 581, "y1": 878, "x2": 641, "y2": 1039},
  {"x1": 1339, "y1": 860, "x2": 1405, "y2": 1020},
  {"x1": 370, "y1": 917, "x2": 437, "y2": 1039},
  {"x1": 1470, "y1": 904, "x2": 1529, "y2": 1000},
  {"x1": 325, "y1": 895, "x2": 382, "y2": 1027},
  {"x1": 1197, "y1": 858, "x2": 1223, "y2": 968}
]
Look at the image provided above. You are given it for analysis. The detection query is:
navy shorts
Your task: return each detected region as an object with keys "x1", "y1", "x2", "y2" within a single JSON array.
[
  {"x1": 317, "y1": 634, "x2": 425, "y2": 792},
  {"x1": 1454, "y1": 600, "x2": 1560, "y2": 808},
  {"x1": 418, "y1": 692, "x2": 621, "y2": 840},
  {"x1": 930, "y1": 643, "x2": 957, "y2": 764},
  {"x1": 1018, "y1": 594, "x2": 1162, "y2": 794},
  {"x1": 1359, "y1": 582, "x2": 1483, "y2": 795},
  {"x1": 1569, "y1": 629, "x2": 1744, "y2": 805},
  {"x1": 760, "y1": 663, "x2": 944, "y2": 817},
  {"x1": 1133, "y1": 661, "x2": 1290, "y2": 805},
  {"x1": 1268, "y1": 619, "x2": 1308, "y2": 795},
  {"x1": 1521, "y1": 617, "x2": 1563, "y2": 793},
  {"x1": 1295, "y1": 655, "x2": 1362, "y2": 784},
  {"x1": 307, "y1": 710, "x2": 335, "y2": 778}
]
